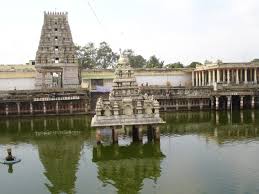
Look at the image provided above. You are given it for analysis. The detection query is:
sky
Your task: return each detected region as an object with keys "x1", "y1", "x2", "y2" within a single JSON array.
[{"x1": 1, "y1": 0, "x2": 259, "y2": 65}]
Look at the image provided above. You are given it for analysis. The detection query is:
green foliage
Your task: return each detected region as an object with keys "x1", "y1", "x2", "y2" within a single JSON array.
[
  {"x1": 123, "y1": 49, "x2": 146, "y2": 68},
  {"x1": 165, "y1": 62, "x2": 184, "y2": 68},
  {"x1": 76, "y1": 42, "x2": 97, "y2": 69},
  {"x1": 96, "y1": 42, "x2": 119, "y2": 69},
  {"x1": 252, "y1": 59, "x2": 259, "y2": 63},
  {"x1": 187, "y1": 62, "x2": 202, "y2": 68},
  {"x1": 77, "y1": 41, "x2": 190, "y2": 69},
  {"x1": 146, "y1": 55, "x2": 164, "y2": 68},
  {"x1": 76, "y1": 42, "x2": 118, "y2": 69}
]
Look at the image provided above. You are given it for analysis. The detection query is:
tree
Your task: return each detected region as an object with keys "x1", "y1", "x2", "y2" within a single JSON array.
[
  {"x1": 123, "y1": 49, "x2": 146, "y2": 68},
  {"x1": 165, "y1": 62, "x2": 184, "y2": 68},
  {"x1": 187, "y1": 62, "x2": 202, "y2": 68},
  {"x1": 75, "y1": 42, "x2": 97, "y2": 69},
  {"x1": 146, "y1": 55, "x2": 164, "y2": 68},
  {"x1": 96, "y1": 42, "x2": 118, "y2": 69}
]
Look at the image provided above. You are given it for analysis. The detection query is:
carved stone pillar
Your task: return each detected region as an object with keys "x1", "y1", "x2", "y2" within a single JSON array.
[
  {"x1": 211, "y1": 97, "x2": 214, "y2": 109},
  {"x1": 197, "y1": 71, "x2": 201, "y2": 86},
  {"x1": 227, "y1": 69, "x2": 230, "y2": 84},
  {"x1": 240, "y1": 96, "x2": 244, "y2": 109},
  {"x1": 5, "y1": 104, "x2": 9, "y2": 116},
  {"x1": 195, "y1": 72, "x2": 198, "y2": 86},
  {"x1": 223, "y1": 69, "x2": 225, "y2": 83},
  {"x1": 217, "y1": 69, "x2": 220, "y2": 83},
  {"x1": 192, "y1": 71, "x2": 195, "y2": 86},
  {"x1": 250, "y1": 69, "x2": 253, "y2": 82},
  {"x1": 17, "y1": 102, "x2": 20, "y2": 115},
  {"x1": 240, "y1": 69, "x2": 243, "y2": 83},
  {"x1": 138, "y1": 126, "x2": 143, "y2": 142},
  {"x1": 56, "y1": 101, "x2": 59, "y2": 114},
  {"x1": 244, "y1": 69, "x2": 247, "y2": 84},
  {"x1": 254, "y1": 68, "x2": 257, "y2": 84},
  {"x1": 188, "y1": 100, "x2": 191, "y2": 110},
  {"x1": 153, "y1": 100, "x2": 160, "y2": 118},
  {"x1": 199, "y1": 71, "x2": 201, "y2": 86},
  {"x1": 202, "y1": 71, "x2": 205, "y2": 86},
  {"x1": 112, "y1": 127, "x2": 118, "y2": 144},
  {"x1": 199, "y1": 99, "x2": 203, "y2": 110},
  {"x1": 215, "y1": 96, "x2": 219, "y2": 110},
  {"x1": 212, "y1": 70, "x2": 215, "y2": 85},
  {"x1": 206, "y1": 71, "x2": 208, "y2": 86},
  {"x1": 147, "y1": 125, "x2": 154, "y2": 142},
  {"x1": 251, "y1": 96, "x2": 255, "y2": 109},
  {"x1": 227, "y1": 96, "x2": 231, "y2": 110},
  {"x1": 69, "y1": 102, "x2": 73, "y2": 114},
  {"x1": 113, "y1": 101, "x2": 119, "y2": 117},
  {"x1": 43, "y1": 102, "x2": 46, "y2": 114},
  {"x1": 154, "y1": 126, "x2": 160, "y2": 142},
  {"x1": 208, "y1": 70, "x2": 211, "y2": 86},
  {"x1": 30, "y1": 102, "x2": 33, "y2": 115},
  {"x1": 236, "y1": 69, "x2": 239, "y2": 84}
]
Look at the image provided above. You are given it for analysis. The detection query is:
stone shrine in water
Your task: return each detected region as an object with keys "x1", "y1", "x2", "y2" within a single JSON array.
[{"x1": 91, "y1": 54, "x2": 165, "y2": 143}]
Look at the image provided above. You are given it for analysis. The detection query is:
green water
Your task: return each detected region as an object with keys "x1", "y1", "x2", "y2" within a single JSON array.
[{"x1": 0, "y1": 111, "x2": 259, "y2": 194}]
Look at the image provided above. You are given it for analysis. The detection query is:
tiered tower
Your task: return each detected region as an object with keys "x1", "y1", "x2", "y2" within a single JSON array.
[
  {"x1": 36, "y1": 11, "x2": 76, "y2": 64},
  {"x1": 109, "y1": 56, "x2": 139, "y2": 100},
  {"x1": 91, "y1": 54, "x2": 165, "y2": 128},
  {"x1": 35, "y1": 11, "x2": 79, "y2": 89}
]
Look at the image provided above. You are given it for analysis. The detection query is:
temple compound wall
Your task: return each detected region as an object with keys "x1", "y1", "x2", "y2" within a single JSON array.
[
  {"x1": 0, "y1": 65, "x2": 36, "y2": 90},
  {"x1": 0, "y1": 67, "x2": 192, "y2": 91},
  {"x1": 85, "y1": 60, "x2": 259, "y2": 112},
  {"x1": 81, "y1": 68, "x2": 192, "y2": 91},
  {"x1": 1, "y1": 60, "x2": 259, "y2": 113}
]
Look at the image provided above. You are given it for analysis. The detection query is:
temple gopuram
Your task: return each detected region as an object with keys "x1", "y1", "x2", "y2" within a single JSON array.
[
  {"x1": 91, "y1": 54, "x2": 165, "y2": 144},
  {"x1": 0, "y1": 12, "x2": 89, "y2": 117},
  {"x1": 35, "y1": 11, "x2": 79, "y2": 89}
]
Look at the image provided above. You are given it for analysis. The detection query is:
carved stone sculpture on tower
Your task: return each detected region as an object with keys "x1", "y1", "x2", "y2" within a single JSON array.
[
  {"x1": 35, "y1": 11, "x2": 79, "y2": 89},
  {"x1": 91, "y1": 54, "x2": 165, "y2": 127}
]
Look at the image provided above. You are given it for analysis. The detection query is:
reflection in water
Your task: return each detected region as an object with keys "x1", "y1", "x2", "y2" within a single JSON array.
[
  {"x1": 92, "y1": 142, "x2": 165, "y2": 194},
  {"x1": 37, "y1": 136, "x2": 84, "y2": 194},
  {"x1": 0, "y1": 111, "x2": 259, "y2": 194},
  {"x1": 162, "y1": 110, "x2": 259, "y2": 144},
  {"x1": 8, "y1": 164, "x2": 13, "y2": 174},
  {"x1": 0, "y1": 116, "x2": 90, "y2": 194}
]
